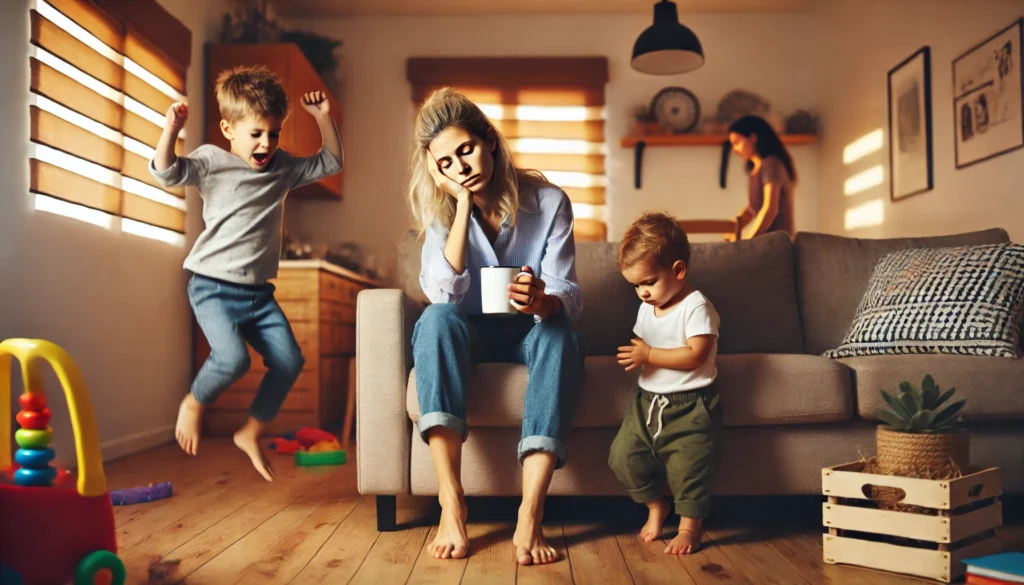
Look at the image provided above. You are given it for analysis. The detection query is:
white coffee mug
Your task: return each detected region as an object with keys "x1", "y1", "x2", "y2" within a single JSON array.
[{"x1": 480, "y1": 266, "x2": 533, "y2": 314}]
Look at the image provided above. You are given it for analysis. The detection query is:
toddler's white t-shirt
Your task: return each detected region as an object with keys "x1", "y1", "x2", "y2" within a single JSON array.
[{"x1": 634, "y1": 290, "x2": 720, "y2": 394}]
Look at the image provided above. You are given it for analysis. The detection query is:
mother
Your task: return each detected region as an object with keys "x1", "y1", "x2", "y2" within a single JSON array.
[{"x1": 408, "y1": 88, "x2": 585, "y2": 565}]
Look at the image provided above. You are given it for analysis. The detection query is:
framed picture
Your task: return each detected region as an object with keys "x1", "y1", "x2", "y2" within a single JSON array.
[
  {"x1": 888, "y1": 46, "x2": 934, "y2": 201},
  {"x1": 952, "y1": 18, "x2": 1024, "y2": 169}
]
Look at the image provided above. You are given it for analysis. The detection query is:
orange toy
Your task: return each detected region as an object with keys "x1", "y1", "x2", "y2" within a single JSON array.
[{"x1": 0, "y1": 339, "x2": 124, "y2": 585}]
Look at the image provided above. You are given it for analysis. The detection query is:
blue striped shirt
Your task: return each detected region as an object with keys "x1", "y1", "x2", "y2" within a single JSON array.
[{"x1": 419, "y1": 183, "x2": 582, "y2": 322}]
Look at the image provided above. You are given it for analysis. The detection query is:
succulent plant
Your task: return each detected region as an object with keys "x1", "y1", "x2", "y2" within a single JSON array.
[{"x1": 876, "y1": 375, "x2": 966, "y2": 433}]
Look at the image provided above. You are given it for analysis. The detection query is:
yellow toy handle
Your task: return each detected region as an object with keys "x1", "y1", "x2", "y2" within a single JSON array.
[{"x1": 0, "y1": 338, "x2": 106, "y2": 497}]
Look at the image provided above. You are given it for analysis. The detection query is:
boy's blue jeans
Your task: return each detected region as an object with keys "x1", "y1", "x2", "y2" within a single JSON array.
[
  {"x1": 189, "y1": 274, "x2": 304, "y2": 422},
  {"x1": 412, "y1": 303, "x2": 585, "y2": 469}
]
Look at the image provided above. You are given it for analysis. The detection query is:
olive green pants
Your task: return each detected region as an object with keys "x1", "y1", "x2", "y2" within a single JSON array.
[{"x1": 608, "y1": 384, "x2": 721, "y2": 519}]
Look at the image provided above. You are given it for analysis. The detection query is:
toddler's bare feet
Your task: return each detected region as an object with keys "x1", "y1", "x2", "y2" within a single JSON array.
[
  {"x1": 665, "y1": 517, "x2": 702, "y2": 555},
  {"x1": 513, "y1": 508, "x2": 557, "y2": 566},
  {"x1": 175, "y1": 394, "x2": 204, "y2": 455},
  {"x1": 641, "y1": 499, "x2": 670, "y2": 543},
  {"x1": 233, "y1": 418, "x2": 274, "y2": 482},
  {"x1": 429, "y1": 490, "x2": 469, "y2": 559}
]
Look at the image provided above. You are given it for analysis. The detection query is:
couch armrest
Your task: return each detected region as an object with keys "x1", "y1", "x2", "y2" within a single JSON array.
[{"x1": 356, "y1": 289, "x2": 424, "y2": 495}]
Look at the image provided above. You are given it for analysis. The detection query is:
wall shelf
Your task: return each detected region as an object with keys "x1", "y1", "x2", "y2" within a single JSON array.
[{"x1": 621, "y1": 133, "x2": 818, "y2": 188}]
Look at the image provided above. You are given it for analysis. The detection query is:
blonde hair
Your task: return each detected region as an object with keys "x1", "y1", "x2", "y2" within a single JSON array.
[
  {"x1": 618, "y1": 212, "x2": 691, "y2": 271},
  {"x1": 408, "y1": 87, "x2": 546, "y2": 233},
  {"x1": 214, "y1": 65, "x2": 289, "y2": 124}
]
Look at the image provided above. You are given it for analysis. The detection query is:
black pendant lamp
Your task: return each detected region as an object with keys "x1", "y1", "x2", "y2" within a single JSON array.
[{"x1": 631, "y1": 0, "x2": 705, "y2": 75}]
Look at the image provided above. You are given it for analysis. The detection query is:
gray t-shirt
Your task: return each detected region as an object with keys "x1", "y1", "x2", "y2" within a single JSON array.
[
  {"x1": 150, "y1": 145, "x2": 341, "y2": 284},
  {"x1": 747, "y1": 155, "x2": 795, "y2": 237}
]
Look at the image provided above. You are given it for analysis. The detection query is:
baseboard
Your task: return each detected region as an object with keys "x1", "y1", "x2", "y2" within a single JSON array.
[{"x1": 100, "y1": 425, "x2": 175, "y2": 462}]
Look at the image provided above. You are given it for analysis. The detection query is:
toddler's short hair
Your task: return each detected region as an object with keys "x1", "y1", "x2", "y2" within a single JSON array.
[
  {"x1": 618, "y1": 212, "x2": 691, "y2": 271},
  {"x1": 214, "y1": 65, "x2": 289, "y2": 124}
]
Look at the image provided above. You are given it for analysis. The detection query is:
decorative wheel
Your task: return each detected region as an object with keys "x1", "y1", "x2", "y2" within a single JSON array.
[
  {"x1": 650, "y1": 86, "x2": 701, "y2": 134},
  {"x1": 75, "y1": 551, "x2": 125, "y2": 585}
]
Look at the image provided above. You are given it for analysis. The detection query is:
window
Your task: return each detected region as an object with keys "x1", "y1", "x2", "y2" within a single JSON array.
[
  {"x1": 28, "y1": 0, "x2": 191, "y2": 246},
  {"x1": 407, "y1": 57, "x2": 610, "y2": 241}
]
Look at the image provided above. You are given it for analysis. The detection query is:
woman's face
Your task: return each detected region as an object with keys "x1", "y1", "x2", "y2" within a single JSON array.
[
  {"x1": 428, "y1": 126, "x2": 496, "y2": 194},
  {"x1": 729, "y1": 132, "x2": 757, "y2": 161}
]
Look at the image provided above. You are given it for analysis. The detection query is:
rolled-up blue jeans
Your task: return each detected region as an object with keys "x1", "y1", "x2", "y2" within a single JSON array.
[{"x1": 412, "y1": 303, "x2": 585, "y2": 469}]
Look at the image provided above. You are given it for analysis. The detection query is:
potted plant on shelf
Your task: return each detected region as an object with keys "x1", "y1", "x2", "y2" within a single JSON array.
[{"x1": 875, "y1": 374, "x2": 969, "y2": 480}]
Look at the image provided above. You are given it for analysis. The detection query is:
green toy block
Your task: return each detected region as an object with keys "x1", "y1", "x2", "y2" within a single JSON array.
[{"x1": 295, "y1": 449, "x2": 346, "y2": 466}]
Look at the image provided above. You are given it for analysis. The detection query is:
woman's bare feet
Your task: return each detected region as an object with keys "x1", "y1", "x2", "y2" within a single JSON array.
[
  {"x1": 175, "y1": 394, "x2": 204, "y2": 455},
  {"x1": 513, "y1": 508, "x2": 557, "y2": 566},
  {"x1": 233, "y1": 418, "x2": 274, "y2": 482},
  {"x1": 665, "y1": 517, "x2": 702, "y2": 555},
  {"x1": 641, "y1": 499, "x2": 670, "y2": 542},
  {"x1": 429, "y1": 490, "x2": 469, "y2": 559}
]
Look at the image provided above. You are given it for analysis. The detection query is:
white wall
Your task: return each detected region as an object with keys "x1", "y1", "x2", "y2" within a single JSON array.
[
  {"x1": 281, "y1": 12, "x2": 819, "y2": 280},
  {"x1": 1, "y1": 0, "x2": 226, "y2": 467},
  {"x1": 815, "y1": 0, "x2": 1024, "y2": 242}
]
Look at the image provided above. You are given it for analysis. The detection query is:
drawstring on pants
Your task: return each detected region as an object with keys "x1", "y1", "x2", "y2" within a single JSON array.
[{"x1": 645, "y1": 395, "x2": 671, "y2": 441}]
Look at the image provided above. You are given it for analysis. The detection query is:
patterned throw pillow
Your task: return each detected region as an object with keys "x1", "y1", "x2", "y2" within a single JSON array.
[{"x1": 825, "y1": 243, "x2": 1024, "y2": 359}]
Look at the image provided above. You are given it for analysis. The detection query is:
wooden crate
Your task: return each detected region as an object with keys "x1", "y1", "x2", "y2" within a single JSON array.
[{"x1": 821, "y1": 461, "x2": 1003, "y2": 583}]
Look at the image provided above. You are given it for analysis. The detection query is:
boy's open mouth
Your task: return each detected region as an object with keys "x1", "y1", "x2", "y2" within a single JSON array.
[{"x1": 253, "y1": 152, "x2": 269, "y2": 165}]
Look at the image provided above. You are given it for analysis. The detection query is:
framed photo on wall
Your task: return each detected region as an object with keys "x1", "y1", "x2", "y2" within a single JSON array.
[
  {"x1": 888, "y1": 46, "x2": 933, "y2": 201},
  {"x1": 952, "y1": 18, "x2": 1024, "y2": 169}
]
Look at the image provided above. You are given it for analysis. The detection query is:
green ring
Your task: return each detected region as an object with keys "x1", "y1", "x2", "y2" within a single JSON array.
[
  {"x1": 75, "y1": 550, "x2": 125, "y2": 585},
  {"x1": 14, "y1": 428, "x2": 52, "y2": 450}
]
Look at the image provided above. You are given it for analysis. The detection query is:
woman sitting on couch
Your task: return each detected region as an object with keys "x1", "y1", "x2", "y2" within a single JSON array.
[{"x1": 407, "y1": 87, "x2": 585, "y2": 565}]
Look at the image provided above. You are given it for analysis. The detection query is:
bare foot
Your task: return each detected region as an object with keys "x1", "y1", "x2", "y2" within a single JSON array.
[
  {"x1": 233, "y1": 418, "x2": 274, "y2": 482},
  {"x1": 513, "y1": 509, "x2": 557, "y2": 566},
  {"x1": 641, "y1": 499, "x2": 670, "y2": 543},
  {"x1": 665, "y1": 517, "x2": 703, "y2": 555},
  {"x1": 175, "y1": 394, "x2": 204, "y2": 455},
  {"x1": 429, "y1": 491, "x2": 469, "y2": 559}
]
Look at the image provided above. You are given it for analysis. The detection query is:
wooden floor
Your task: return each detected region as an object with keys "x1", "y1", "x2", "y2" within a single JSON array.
[{"x1": 105, "y1": 438, "x2": 1022, "y2": 585}]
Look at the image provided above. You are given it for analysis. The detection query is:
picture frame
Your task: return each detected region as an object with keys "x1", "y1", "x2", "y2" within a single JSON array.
[
  {"x1": 888, "y1": 46, "x2": 933, "y2": 201},
  {"x1": 952, "y1": 18, "x2": 1024, "y2": 169}
]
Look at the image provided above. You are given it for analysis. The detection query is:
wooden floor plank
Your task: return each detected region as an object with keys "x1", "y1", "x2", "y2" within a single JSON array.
[
  {"x1": 405, "y1": 525, "x2": 470, "y2": 585},
  {"x1": 673, "y1": 530, "x2": 753, "y2": 584},
  {"x1": 615, "y1": 529, "x2": 696, "y2": 585},
  {"x1": 230, "y1": 493, "x2": 360, "y2": 584},
  {"x1": 705, "y1": 526, "x2": 813, "y2": 585},
  {"x1": 517, "y1": 524, "x2": 573, "y2": 585},
  {"x1": 347, "y1": 523, "x2": 430, "y2": 585},
  {"x1": 185, "y1": 478, "x2": 344, "y2": 585},
  {"x1": 289, "y1": 498, "x2": 382, "y2": 585},
  {"x1": 563, "y1": 524, "x2": 634, "y2": 585},
  {"x1": 460, "y1": 523, "x2": 517, "y2": 585}
]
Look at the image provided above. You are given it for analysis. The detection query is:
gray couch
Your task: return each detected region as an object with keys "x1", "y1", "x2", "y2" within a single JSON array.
[{"x1": 356, "y1": 228, "x2": 1024, "y2": 530}]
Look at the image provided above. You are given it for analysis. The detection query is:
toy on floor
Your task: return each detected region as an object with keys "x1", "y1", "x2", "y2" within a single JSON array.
[
  {"x1": 268, "y1": 427, "x2": 347, "y2": 466},
  {"x1": 110, "y1": 481, "x2": 173, "y2": 506},
  {"x1": 0, "y1": 338, "x2": 125, "y2": 585}
]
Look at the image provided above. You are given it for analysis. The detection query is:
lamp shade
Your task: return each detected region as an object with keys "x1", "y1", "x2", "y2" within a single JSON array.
[{"x1": 631, "y1": 0, "x2": 704, "y2": 75}]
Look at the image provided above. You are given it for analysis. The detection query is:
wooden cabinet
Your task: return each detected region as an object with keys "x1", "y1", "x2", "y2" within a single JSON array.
[
  {"x1": 196, "y1": 263, "x2": 378, "y2": 437},
  {"x1": 204, "y1": 43, "x2": 344, "y2": 199}
]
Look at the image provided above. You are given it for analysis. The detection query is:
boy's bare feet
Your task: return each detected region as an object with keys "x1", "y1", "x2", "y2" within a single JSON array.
[
  {"x1": 233, "y1": 418, "x2": 274, "y2": 482},
  {"x1": 665, "y1": 517, "x2": 702, "y2": 555},
  {"x1": 513, "y1": 507, "x2": 557, "y2": 566},
  {"x1": 641, "y1": 499, "x2": 670, "y2": 542},
  {"x1": 429, "y1": 490, "x2": 469, "y2": 559},
  {"x1": 175, "y1": 394, "x2": 204, "y2": 455}
]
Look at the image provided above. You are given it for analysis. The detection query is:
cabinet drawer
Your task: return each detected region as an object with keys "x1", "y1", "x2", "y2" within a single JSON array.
[
  {"x1": 229, "y1": 367, "x2": 318, "y2": 393},
  {"x1": 320, "y1": 272, "x2": 362, "y2": 305},
  {"x1": 211, "y1": 388, "x2": 317, "y2": 412},
  {"x1": 279, "y1": 300, "x2": 318, "y2": 323},
  {"x1": 321, "y1": 301, "x2": 355, "y2": 324},
  {"x1": 321, "y1": 323, "x2": 355, "y2": 355}
]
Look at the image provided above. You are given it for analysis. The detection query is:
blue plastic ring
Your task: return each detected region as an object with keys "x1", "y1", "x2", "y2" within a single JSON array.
[
  {"x1": 14, "y1": 448, "x2": 56, "y2": 468},
  {"x1": 13, "y1": 466, "x2": 57, "y2": 487}
]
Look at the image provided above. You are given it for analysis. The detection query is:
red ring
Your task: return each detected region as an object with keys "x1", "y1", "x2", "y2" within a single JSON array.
[{"x1": 17, "y1": 408, "x2": 52, "y2": 430}]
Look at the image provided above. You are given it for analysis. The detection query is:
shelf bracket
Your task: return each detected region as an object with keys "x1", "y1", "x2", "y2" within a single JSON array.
[{"x1": 633, "y1": 140, "x2": 646, "y2": 189}]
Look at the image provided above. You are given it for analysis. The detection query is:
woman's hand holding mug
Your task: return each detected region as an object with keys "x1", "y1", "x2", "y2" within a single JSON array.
[{"x1": 509, "y1": 266, "x2": 546, "y2": 315}]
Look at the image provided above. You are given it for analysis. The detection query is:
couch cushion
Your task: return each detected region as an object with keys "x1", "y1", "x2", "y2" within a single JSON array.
[
  {"x1": 842, "y1": 354, "x2": 1024, "y2": 420},
  {"x1": 794, "y1": 229, "x2": 1010, "y2": 356},
  {"x1": 406, "y1": 353, "x2": 853, "y2": 428},
  {"x1": 826, "y1": 243, "x2": 1024, "y2": 360}
]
